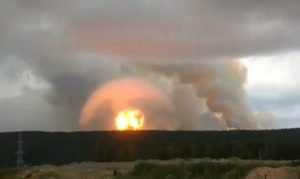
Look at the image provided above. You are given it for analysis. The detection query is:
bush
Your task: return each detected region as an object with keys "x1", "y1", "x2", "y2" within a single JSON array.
[
  {"x1": 290, "y1": 160, "x2": 300, "y2": 167},
  {"x1": 121, "y1": 162, "x2": 189, "y2": 179},
  {"x1": 0, "y1": 169, "x2": 20, "y2": 179},
  {"x1": 117, "y1": 159, "x2": 300, "y2": 179},
  {"x1": 116, "y1": 161, "x2": 262, "y2": 179}
]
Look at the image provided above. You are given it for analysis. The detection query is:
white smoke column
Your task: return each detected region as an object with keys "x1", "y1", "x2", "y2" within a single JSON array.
[
  {"x1": 170, "y1": 82, "x2": 228, "y2": 130},
  {"x1": 140, "y1": 60, "x2": 270, "y2": 129}
]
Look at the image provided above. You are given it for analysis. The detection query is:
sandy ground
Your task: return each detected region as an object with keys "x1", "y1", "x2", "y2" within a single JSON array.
[
  {"x1": 17, "y1": 159, "x2": 300, "y2": 179},
  {"x1": 19, "y1": 162, "x2": 136, "y2": 179},
  {"x1": 245, "y1": 166, "x2": 300, "y2": 179}
]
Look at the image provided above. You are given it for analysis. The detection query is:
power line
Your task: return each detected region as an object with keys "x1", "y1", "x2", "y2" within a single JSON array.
[{"x1": 16, "y1": 132, "x2": 25, "y2": 168}]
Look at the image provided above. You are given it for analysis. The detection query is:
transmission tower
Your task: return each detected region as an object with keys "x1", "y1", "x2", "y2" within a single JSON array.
[{"x1": 16, "y1": 132, "x2": 25, "y2": 168}]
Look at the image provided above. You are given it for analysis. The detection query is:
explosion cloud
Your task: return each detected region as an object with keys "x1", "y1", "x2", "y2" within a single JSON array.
[
  {"x1": 80, "y1": 60, "x2": 275, "y2": 130},
  {"x1": 80, "y1": 77, "x2": 175, "y2": 130},
  {"x1": 2, "y1": 0, "x2": 297, "y2": 131}
]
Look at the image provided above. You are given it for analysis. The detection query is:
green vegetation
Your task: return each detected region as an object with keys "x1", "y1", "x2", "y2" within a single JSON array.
[
  {"x1": 116, "y1": 162, "x2": 257, "y2": 179},
  {"x1": 117, "y1": 160, "x2": 296, "y2": 179},
  {"x1": 0, "y1": 169, "x2": 20, "y2": 179},
  {"x1": 0, "y1": 129, "x2": 300, "y2": 167},
  {"x1": 290, "y1": 160, "x2": 300, "y2": 167},
  {"x1": 0, "y1": 160, "x2": 299, "y2": 179}
]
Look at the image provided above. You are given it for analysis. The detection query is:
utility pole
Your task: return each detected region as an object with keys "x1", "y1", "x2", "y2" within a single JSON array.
[
  {"x1": 16, "y1": 132, "x2": 24, "y2": 168},
  {"x1": 259, "y1": 149, "x2": 262, "y2": 160}
]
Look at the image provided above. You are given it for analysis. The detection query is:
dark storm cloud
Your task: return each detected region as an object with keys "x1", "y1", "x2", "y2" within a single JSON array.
[
  {"x1": 65, "y1": 0, "x2": 300, "y2": 58},
  {"x1": 0, "y1": 90, "x2": 75, "y2": 132},
  {"x1": 2, "y1": 0, "x2": 300, "y2": 59},
  {"x1": 0, "y1": 0, "x2": 299, "y2": 131}
]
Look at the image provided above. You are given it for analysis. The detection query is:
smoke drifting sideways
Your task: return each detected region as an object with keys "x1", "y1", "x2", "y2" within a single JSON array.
[
  {"x1": 140, "y1": 60, "x2": 277, "y2": 130},
  {"x1": 80, "y1": 60, "x2": 277, "y2": 130}
]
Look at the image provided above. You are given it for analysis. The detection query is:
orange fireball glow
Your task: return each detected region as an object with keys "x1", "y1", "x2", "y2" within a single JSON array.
[{"x1": 115, "y1": 109, "x2": 144, "y2": 131}]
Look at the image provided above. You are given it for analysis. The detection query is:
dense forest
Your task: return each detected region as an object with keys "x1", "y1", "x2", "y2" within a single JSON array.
[{"x1": 0, "y1": 129, "x2": 300, "y2": 168}]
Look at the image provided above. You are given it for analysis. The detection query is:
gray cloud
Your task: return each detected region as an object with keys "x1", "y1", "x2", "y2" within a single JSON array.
[
  {"x1": 2, "y1": 0, "x2": 300, "y2": 60},
  {"x1": 0, "y1": 90, "x2": 74, "y2": 132},
  {"x1": 0, "y1": 0, "x2": 298, "y2": 131}
]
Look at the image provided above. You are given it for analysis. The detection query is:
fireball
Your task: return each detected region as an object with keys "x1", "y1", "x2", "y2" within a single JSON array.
[{"x1": 115, "y1": 109, "x2": 144, "y2": 130}]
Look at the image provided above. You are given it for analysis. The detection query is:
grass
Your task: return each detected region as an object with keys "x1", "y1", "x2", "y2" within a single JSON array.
[
  {"x1": 0, "y1": 159, "x2": 299, "y2": 179},
  {"x1": 290, "y1": 160, "x2": 300, "y2": 167},
  {"x1": 116, "y1": 160, "x2": 298, "y2": 179},
  {"x1": 0, "y1": 169, "x2": 20, "y2": 179},
  {"x1": 116, "y1": 162, "x2": 253, "y2": 179},
  {"x1": 0, "y1": 168, "x2": 65, "y2": 179}
]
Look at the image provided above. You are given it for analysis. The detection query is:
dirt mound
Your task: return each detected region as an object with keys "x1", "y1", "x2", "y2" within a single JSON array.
[
  {"x1": 21, "y1": 169, "x2": 62, "y2": 179},
  {"x1": 245, "y1": 166, "x2": 300, "y2": 179},
  {"x1": 16, "y1": 160, "x2": 300, "y2": 179},
  {"x1": 18, "y1": 162, "x2": 136, "y2": 179}
]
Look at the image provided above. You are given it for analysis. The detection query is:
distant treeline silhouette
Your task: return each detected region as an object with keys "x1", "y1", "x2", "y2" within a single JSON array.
[{"x1": 0, "y1": 129, "x2": 299, "y2": 168}]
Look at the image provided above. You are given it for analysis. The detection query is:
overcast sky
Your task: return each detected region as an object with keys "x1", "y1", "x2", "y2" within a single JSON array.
[
  {"x1": 242, "y1": 55, "x2": 300, "y2": 128},
  {"x1": 0, "y1": 0, "x2": 300, "y2": 131}
]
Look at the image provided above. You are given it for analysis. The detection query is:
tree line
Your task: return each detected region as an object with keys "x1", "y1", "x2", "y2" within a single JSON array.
[{"x1": 0, "y1": 129, "x2": 299, "y2": 168}]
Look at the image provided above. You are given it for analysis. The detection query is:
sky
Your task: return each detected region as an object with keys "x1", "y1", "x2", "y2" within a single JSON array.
[
  {"x1": 242, "y1": 55, "x2": 300, "y2": 128},
  {"x1": 0, "y1": 0, "x2": 300, "y2": 131}
]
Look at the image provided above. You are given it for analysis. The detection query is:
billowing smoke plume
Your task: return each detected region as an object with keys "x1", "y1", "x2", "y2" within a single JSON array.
[
  {"x1": 136, "y1": 60, "x2": 274, "y2": 130},
  {"x1": 169, "y1": 82, "x2": 227, "y2": 130},
  {"x1": 79, "y1": 60, "x2": 276, "y2": 130},
  {"x1": 2, "y1": 0, "x2": 296, "y2": 131}
]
